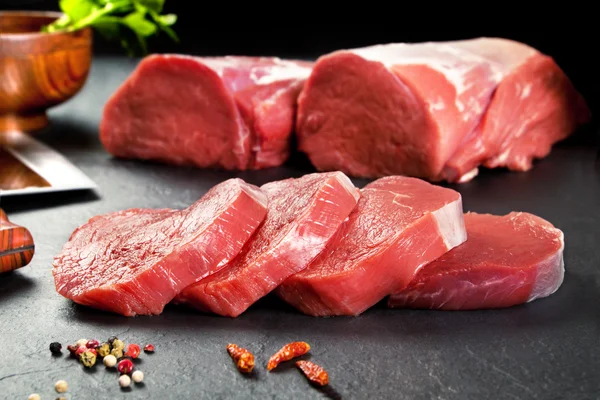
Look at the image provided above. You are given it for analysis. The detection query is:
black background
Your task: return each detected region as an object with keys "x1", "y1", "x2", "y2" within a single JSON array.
[{"x1": 2, "y1": 0, "x2": 598, "y2": 116}]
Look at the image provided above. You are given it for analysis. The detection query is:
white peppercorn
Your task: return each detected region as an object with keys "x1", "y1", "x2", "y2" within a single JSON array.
[
  {"x1": 132, "y1": 370, "x2": 144, "y2": 383},
  {"x1": 119, "y1": 374, "x2": 131, "y2": 388},
  {"x1": 55, "y1": 379, "x2": 68, "y2": 393},
  {"x1": 103, "y1": 354, "x2": 117, "y2": 368}
]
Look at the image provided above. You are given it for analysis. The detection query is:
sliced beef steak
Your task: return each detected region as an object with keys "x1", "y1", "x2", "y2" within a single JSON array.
[
  {"x1": 388, "y1": 211, "x2": 565, "y2": 310},
  {"x1": 276, "y1": 176, "x2": 467, "y2": 316},
  {"x1": 175, "y1": 172, "x2": 361, "y2": 317},
  {"x1": 295, "y1": 42, "x2": 499, "y2": 180},
  {"x1": 100, "y1": 55, "x2": 313, "y2": 170},
  {"x1": 52, "y1": 179, "x2": 268, "y2": 317},
  {"x1": 439, "y1": 38, "x2": 591, "y2": 183}
]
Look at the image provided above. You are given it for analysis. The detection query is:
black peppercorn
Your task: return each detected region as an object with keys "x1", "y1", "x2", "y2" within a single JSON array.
[
  {"x1": 49, "y1": 342, "x2": 62, "y2": 354},
  {"x1": 108, "y1": 336, "x2": 118, "y2": 346}
]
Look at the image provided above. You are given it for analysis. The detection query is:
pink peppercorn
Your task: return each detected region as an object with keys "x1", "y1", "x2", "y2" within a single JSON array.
[
  {"x1": 67, "y1": 344, "x2": 79, "y2": 357},
  {"x1": 117, "y1": 358, "x2": 134, "y2": 374},
  {"x1": 86, "y1": 339, "x2": 99, "y2": 349},
  {"x1": 143, "y1": 344, "x2": 155, "y2": 353},
  {"x1": 75, "y1": 346, "x2": 87, "y2": 357},
  {"x1": 125, "y1": 344, "x2": 141, "y2": 359}
]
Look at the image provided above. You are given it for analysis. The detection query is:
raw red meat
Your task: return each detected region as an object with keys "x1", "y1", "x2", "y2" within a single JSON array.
[
  {"x1": 295, "y1": 41, "x2": 500, "y2": 180},
  {"x1": 388, "y1": 211, "x2": 565, "y2": 310},
  {"x1": 52, "y1": 178, "x2": 268, "y2": 317},
  {"x1": 296, "y1": 38, "x2": 589, "y2": 183},
  {"x1": 174, "y1": 171, "x2": 361, "y2": 317},
  {"x1": 100, "y1": 55, "x2": 313, "y2": 170},
  {"x1": 276, "y1": 176, "x2": 467, "y2": 316},
  {"x1": 439, "y1": 38, "x2": 591, "y2": 183}
]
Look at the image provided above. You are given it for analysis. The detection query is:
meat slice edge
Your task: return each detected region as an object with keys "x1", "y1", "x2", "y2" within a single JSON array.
[
  {"x1": 174, "y1": 171, "x2": 361, "y2": 317},
  {"x1": 388, "y1": 211, "x2": 565, "y2": 310},
  {"x1": 52, "y1": 178, "x2": 268, "y2": 316},
  {"x1": 276, "y1": 176, "x2": 467, "y2": 316}
]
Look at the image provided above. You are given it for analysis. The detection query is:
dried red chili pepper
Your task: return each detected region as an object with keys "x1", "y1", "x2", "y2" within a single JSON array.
[
  {"x1": 267, "y1": 341, "x2": 311, "y2": 371},
  {"x1": 226, "y1": 344, "x2": 254, "y2": 374},
  {"x1": 296, "y1": 360, "x2": 329, "y2": 386}
]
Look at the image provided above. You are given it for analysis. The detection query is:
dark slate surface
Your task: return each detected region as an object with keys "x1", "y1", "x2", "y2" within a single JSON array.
[{"x1": 1, "y1": 57, "x2": 599, "y2": 400}]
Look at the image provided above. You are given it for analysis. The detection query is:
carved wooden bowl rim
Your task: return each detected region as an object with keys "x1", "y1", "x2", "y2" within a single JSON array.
[{"x1": 0, "y1": 11, "x2": 92, "y2": 39}]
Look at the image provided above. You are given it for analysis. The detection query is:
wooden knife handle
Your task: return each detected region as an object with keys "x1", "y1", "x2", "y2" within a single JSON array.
[{"x1": 0, "y1": 208, "x2": 35, "y2": 273}]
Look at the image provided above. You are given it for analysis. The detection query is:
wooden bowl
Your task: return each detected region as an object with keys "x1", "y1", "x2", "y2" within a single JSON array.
[{"x1": 0, "y1": 11, "x2": 92, "y2": 133}]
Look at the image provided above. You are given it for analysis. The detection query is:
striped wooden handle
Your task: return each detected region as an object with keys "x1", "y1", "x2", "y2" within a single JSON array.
[{"x1": 0, "y1": 209, "x2": 35, "y2": 273}]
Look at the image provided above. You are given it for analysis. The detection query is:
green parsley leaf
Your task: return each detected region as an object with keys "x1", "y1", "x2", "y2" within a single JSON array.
[
  {"x1": 134, "y1": 0, "x2": 164, "y2": 13},
  {"x1": 90, "y1": 16, "x2": 122, "y2": 40},
  {"x1": 155, "y1": 13, "x2": 176, "y2": 26},
  {"x1": 59, "y1": 0, "x2": 99, "y2": 21},
  {"x1": 148, "y1": 10, "x2": 178, "y2": 42},
  {"x1": 122, "y1": 10, "x2": 157, "y2": 37},
  {"x1": 40, "y1": 0, "x2": 178, "y2": 56}
]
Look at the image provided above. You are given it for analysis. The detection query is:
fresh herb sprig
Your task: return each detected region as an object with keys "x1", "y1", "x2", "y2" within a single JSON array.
[{"x1": 42, "y1": 0, "x2": 178, "y2": 56}]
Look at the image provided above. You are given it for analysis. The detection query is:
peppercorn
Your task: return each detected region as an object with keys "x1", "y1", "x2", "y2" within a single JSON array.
[
  {"x1": 27, "y1": 394, "x2": 40, "y2": 400},
  {"x1": 143, "y1": 344, "x2": 155, "y2": 353},
  {"x1": 117, "y1": 358, "x2": 134, "y2": 374},
  {"x1": 75, "y1": 345, "x2": 87, "y2": 357},
  {"x1": 111, "y1": 348, "x2": 124, "y2": 359},
  {"x1": 108, "y1": 336, "x2": 118, "y2": 346},
  {"x1": 86, "y1": 339, "x2": 99, "y2": 349},
  {"x1": 76, "y1": 339, "x2": 87, "y2": 347},
  {"x1": 55, "y1": 379, "x2": 68, "y2": 393},
  {"x1": 67, "y1": 344, "x2": 80, "y2": 357},
  {"x1": 49, "y1": 342, "x2": 62, "y2": 354},
  {"x1": 119, "y1": 374, "x2": 131, "y2": 388},
  {"x1": 80, "y1": 350, "x2": 97, "y2": 368},
  {"x1": 56, "y1": 397, "x2": 67, "y2": 400},
  {"x1": 112, "y1": 339, "x2": 125, "y2": 351},
  {"x1": 132, "y1": 370, "x2": 144, "y2": 383},
  {"x1": 103, "y1": 354, "x2": 117, "y2": 368},
  {"x1": 117, "y1": 355, "x2": 133, "y2": 367},
  {"x1": 97, "y1": 342, "x2": 111, "y2": 357},
  {"x1": 125, "y1": 343, "x2": 141, "y2": 359}
]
